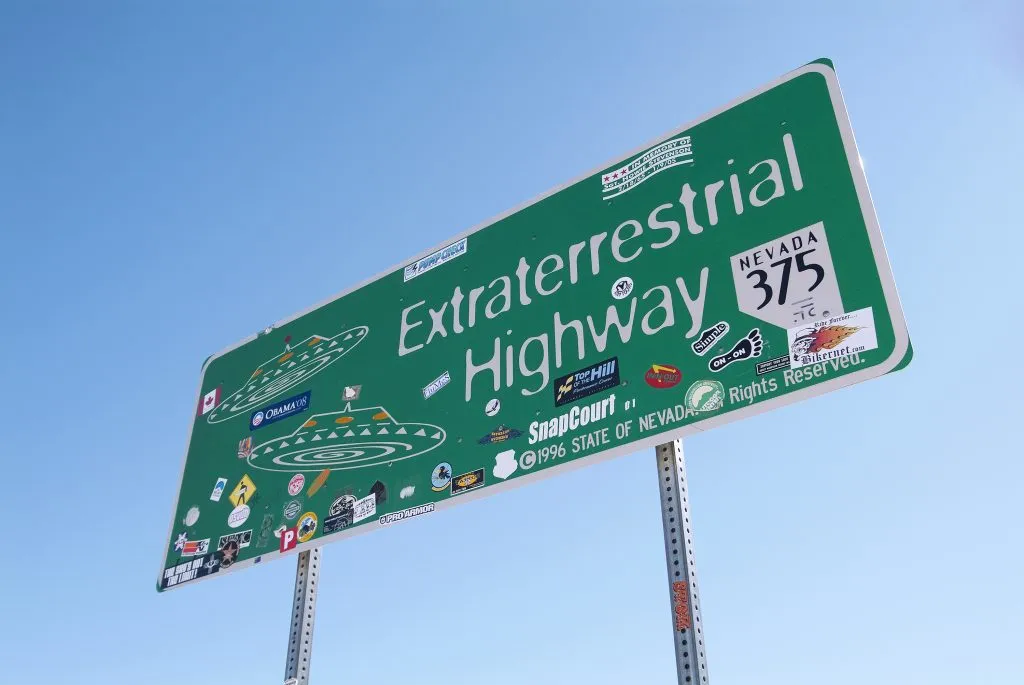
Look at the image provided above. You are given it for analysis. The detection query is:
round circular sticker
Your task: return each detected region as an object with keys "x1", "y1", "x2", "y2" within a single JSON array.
[
  {"x1": 297, "y1": 512, "x2": 318, "y2": 543},
  {"x1": 484, "y1": 398, "x2": 500, "y2": 417},
  {"x1": 287, "y1": 474, "x2": 305, "y2": 496},
  {"x1": 645, "y1": 364, "x2": 682, "y2": 389},
  {"x1": 431, "y1": 462, "x2": 453, "y2": 491},
  {"x1": 183, "y1": 506, "x2": 200, "y2": 527},
  {"x1": 283, "y1": 499, "x2": 302, "y2": 520},
  {"x1": 611, "y1": 276, "x2": 634, "y2": 300},
  {"x1": 328, "y1": 495, "x2": 356, "y2": 517},
  {"x1": 684, "y1": 380, "x2": 725, "y2": 413},
  {"x1": 228, "y1": 504, "x2": 250, "y2": 528},
  {"x1": 252, "y1": 411, "x2": 265, "y2": 427}
]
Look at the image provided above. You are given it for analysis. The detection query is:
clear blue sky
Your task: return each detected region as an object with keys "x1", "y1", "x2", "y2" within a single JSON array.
[{"x1": 1, "y1": 2, "x2": 1021, "y2": 684}]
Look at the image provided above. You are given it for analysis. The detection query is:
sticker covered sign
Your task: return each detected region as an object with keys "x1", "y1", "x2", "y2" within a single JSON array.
[{"x1": 159, "y1": 59, "x2": 911, "y2": 591}]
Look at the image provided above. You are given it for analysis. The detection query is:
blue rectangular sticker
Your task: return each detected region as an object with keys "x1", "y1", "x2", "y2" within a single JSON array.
[{"x1": 250, "y1": 391, "x2": 311, "y2": 430}]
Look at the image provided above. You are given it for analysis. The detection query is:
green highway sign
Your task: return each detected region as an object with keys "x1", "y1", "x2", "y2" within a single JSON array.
[{"x1": 159, "y1": 59, "x2": 910, "y2": 591}]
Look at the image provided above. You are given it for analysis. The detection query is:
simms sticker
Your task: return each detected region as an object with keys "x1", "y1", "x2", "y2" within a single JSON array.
[{"x1": 422, "y1": 371, "x2": 451, "y2": 399}]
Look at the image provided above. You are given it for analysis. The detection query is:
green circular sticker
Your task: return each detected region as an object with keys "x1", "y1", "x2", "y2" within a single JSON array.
[{"x1": 685, "y1": 380, "x2": 724, "y2": 412}]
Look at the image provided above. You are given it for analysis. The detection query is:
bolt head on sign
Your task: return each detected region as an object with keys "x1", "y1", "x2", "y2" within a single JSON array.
[{"x1": 159, "y1": 59, "x2": 910, "y2": 591}]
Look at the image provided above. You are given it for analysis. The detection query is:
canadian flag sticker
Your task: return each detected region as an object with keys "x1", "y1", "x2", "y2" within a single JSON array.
[{"x1": 199, "y1": 386, "x2": 222, "y2": 416}]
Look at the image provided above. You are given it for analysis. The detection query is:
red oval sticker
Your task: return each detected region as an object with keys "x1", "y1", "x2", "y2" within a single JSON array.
[{"x1": 645, "y1": 364, "x2": 682, "y2": 389}]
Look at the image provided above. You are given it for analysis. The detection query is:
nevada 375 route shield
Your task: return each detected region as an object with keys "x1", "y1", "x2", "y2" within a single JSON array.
[{"x1": 158, "y1": 59, "x2": 911, "y2": 591}]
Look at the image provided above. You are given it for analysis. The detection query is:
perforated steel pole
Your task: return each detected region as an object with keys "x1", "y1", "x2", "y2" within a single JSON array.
[
  {"x1": 656, "y1": 440, "x2": 709, "y2": 685},
  {"x1": 284, "y1": 548, "x2": 321, "y2": 685}
]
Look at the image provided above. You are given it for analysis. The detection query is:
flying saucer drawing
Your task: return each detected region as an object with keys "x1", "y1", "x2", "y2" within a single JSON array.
[
  {"x1": 207, "y1": 326, "x2": 368, "y2": 424},
  {"x1": 246, "y1": 402, "x2": 446, "y2": 473}
]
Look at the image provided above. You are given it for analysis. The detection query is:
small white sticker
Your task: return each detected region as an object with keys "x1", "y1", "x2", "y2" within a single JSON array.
[
  {"x1": 787, "y1": 307, "x2": 878, "y2": 369},
  {"x1": 611, "y1": 276, "x2": 634, "y2": 300},
  {"x1": 210, "y1": 477, "x2": 227, "y2": 502},
  {"x1": 353, "y1": 494, "x2": 376, "y2": 523},
  {"x1": 400, "y1": 485, "x2": 415, "y2": 499},
  {"x1": 183, "y1": 506, "x2": 200, "y2": 527},
  {"x1": 423, "y1": 371, "x2": 451, "y2": 399},
  {"x1": 493, "y1": 449, "x2": 518, "y2": 480},
  {"x1": 228, "y1": 505, "x2": 250, "y2": 528},
  {"x1": 484, "y1": 398, "x2": 500, "y2": 417}
]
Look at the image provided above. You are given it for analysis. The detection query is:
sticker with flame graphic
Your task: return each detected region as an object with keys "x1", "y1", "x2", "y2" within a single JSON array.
[
  {"x1": 787, "y1": 307, "x2": 878, "y2": 369},
  {"x1": 791, "y1": 325, "x2": 859, "y2": 356}
]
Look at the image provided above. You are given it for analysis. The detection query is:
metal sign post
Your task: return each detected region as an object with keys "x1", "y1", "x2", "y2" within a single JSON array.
[
  {"x1": 284, "y1": 548, "x2": 321, "y2": 685},
  {"x1": 657, "y1": 440, "x2": 709, "y2": 684},
  {"x1": 281, "y1": 448, "x2": 709, "y2": 685}
]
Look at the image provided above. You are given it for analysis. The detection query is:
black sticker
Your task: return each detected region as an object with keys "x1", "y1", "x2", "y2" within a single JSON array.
[
  {"x1": 553, "y1": 357, "x2": 619, "y2": 407},
  {"x1": 161, "y1": 553, "x2": 220, "y2": 589},
  {"x1": 370, "y1": 480, "x2": 387, "y2": 505},
  {"x1": 755, "y1": 354, "x2": 791, "y2": 375},
  {"x1": 709, "y1": 329, "x2": 763, "y2": 372},
  {"x1": 324, "y1": 495, "x2": 355, "y2": 534},
  {"x1": 691, "y1": 322, "x2": 729, "y2": 356},
  {"x1": 451, "y1": 468, "x2": 485, "y2": 495},
  {"x1": 216, "y1": 540, "x2": 240, "y2": 568}
]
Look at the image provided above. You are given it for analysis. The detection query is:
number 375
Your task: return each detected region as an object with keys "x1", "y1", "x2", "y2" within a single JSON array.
[{"x1": 745, "y1": 248, "x2": 825, "y2": 309}]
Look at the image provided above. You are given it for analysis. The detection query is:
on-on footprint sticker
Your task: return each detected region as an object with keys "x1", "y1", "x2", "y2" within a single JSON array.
[{"x1": 709, "y1": 328, "x2": 763, "y2": 372}]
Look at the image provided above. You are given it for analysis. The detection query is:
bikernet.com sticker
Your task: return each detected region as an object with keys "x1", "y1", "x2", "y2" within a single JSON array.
[{"x1": 787, "y1": 307, "x2": 878, "y2": 369}]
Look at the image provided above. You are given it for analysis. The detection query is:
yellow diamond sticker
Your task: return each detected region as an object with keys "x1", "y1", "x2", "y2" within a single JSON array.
[{"x1": 229, "y1": 474, "x2": 256, "y2": 507}]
